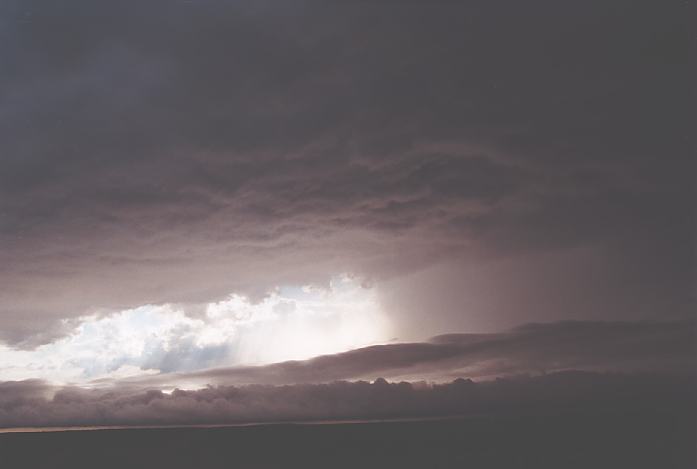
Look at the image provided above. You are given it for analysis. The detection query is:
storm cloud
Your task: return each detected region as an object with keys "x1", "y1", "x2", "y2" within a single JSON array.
[
  {"x1": 0, "y1": 0, "x2": 694, "y2": 348},
  {"x1": 0, "y1": 318, "x2": 690, "y2": 431},
  {"x1": 108, "y1": 319, "x2": 696, "y2": 390},
  {"x1": 1, "y1": 371, "x2": 694, "y2": 429}
]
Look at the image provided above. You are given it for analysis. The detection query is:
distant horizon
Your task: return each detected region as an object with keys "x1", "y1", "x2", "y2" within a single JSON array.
[{"x1": 0, "y1": 1, "x2": 694, "y2": 466}]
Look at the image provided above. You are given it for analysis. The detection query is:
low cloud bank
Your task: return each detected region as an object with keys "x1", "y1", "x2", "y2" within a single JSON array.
[
  {"x1": 0, "y1": 371, "x2": 694, "y2": 429},
  {"x1": 114, "y1": 319, "x2": 695, "y2": 389},
  {"x1": 1, "y1": 319, "x2": 693, "y2": 429}
]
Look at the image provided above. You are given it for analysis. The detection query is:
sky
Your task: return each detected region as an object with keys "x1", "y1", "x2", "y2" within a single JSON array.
[{"x1": 0, "y1": 0, "x2": 694, "y2": 428}]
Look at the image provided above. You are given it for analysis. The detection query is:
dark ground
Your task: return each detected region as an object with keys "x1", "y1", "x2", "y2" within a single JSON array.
[{"x1": 1, "y1": 409, "x2": 694, "y2": 469}]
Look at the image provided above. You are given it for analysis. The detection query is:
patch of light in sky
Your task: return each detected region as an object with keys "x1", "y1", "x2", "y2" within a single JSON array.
[{"x1": 0, "y1": 276, "x2": 390, "y2": 385}]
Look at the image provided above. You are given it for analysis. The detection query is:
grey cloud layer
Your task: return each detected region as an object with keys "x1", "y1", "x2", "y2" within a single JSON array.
[
  {"x1": 115, "y1": 320, "x2": 695, "y2": 388},
  {"x1": 0, "y1": 0, "x2": 694, "y2": 346},
  {"x1": 1, "y1": 319, "x2": 693, "y2": 429},
  {"x1": 1, "y1": 372, "x2": 694, "y2": 429}
]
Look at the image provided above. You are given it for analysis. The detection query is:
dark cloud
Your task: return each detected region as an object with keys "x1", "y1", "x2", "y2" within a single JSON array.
[
  {"x1": 114, "y1": 319, "x2": 695, "y2": 389},
  {"x1": 0, "y1": 319, "x2": 693, "y2": 430},
  {"x1": 0, "y1": 0, "x2": 694, "y2": 346},
  {"x1": 0, "y1": 371, "x2": 693, "y2": 429}
]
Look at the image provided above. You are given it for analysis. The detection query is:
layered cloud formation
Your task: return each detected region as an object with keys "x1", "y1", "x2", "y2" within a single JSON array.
[
  {"x1": 0, "y1": 0, "x2": 693, "y2": 350},
  {"x1": 111, "y1": 319, "x2": 694, "y2": 390},
  {"x1": 0, "y1": 0, "x2": 694, "y2": 436},
  {"x1": 1, "y1": 371, "x2": 693, "y2": 429},
  {"x1": 2, "y1": 317, "x2": 693, "y2": 429}
]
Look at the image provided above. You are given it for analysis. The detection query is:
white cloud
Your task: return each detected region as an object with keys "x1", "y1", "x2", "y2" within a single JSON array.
[{"x1": 0, "y1": 276, "x2": 391, "y2": 385}]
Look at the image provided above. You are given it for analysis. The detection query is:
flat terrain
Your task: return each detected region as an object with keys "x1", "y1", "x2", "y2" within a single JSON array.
[{"x1": 1, "y1": 411, "x2": 694, "y2": 468}]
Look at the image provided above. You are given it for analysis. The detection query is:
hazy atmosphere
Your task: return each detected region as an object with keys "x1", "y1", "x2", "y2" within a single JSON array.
[{"x1": 0, "y1": 1, "x2": 694, "y2": 467}]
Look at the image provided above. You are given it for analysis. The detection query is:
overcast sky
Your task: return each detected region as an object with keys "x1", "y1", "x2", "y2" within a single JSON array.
[{"x1": 0, "y1": 0, "x2": 694, "y2": 404}]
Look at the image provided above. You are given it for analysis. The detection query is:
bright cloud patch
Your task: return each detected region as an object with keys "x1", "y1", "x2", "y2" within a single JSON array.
[{"x1": 0, "y1": 276, "x2": 390, "y2": 385}]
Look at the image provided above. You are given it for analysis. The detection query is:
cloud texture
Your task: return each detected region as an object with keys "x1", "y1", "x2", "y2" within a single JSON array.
[
  {"x1": 1, "y1": 318, "x2": 693, "y2": 429},
  {"x1": 1, "y1": 371, "x2": 694, "y2": 429},
  {"x1": 0, "y1": 0, "x2": 694, "y2": 347},
  {"x1": 116, "y1": 319, "x2": 694, "y2": 389}
]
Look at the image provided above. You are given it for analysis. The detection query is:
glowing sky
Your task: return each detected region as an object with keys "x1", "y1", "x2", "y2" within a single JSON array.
[
  {"x1": 0, "y1": 276, "x2": 389, "y2": 384},
  {"x1": 0, "y1": 0, "x2": 693, "y2": 407}
]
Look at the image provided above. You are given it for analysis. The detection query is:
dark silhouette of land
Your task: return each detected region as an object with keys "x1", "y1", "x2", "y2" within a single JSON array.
[{"x1": 1, "y1": 408, "x2": 694, "y2": 469}]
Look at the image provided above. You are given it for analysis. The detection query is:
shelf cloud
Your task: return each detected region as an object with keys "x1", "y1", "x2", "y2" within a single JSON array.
[{"x1": 110, "y1": 319, "x2": 694, "y2": 389}]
